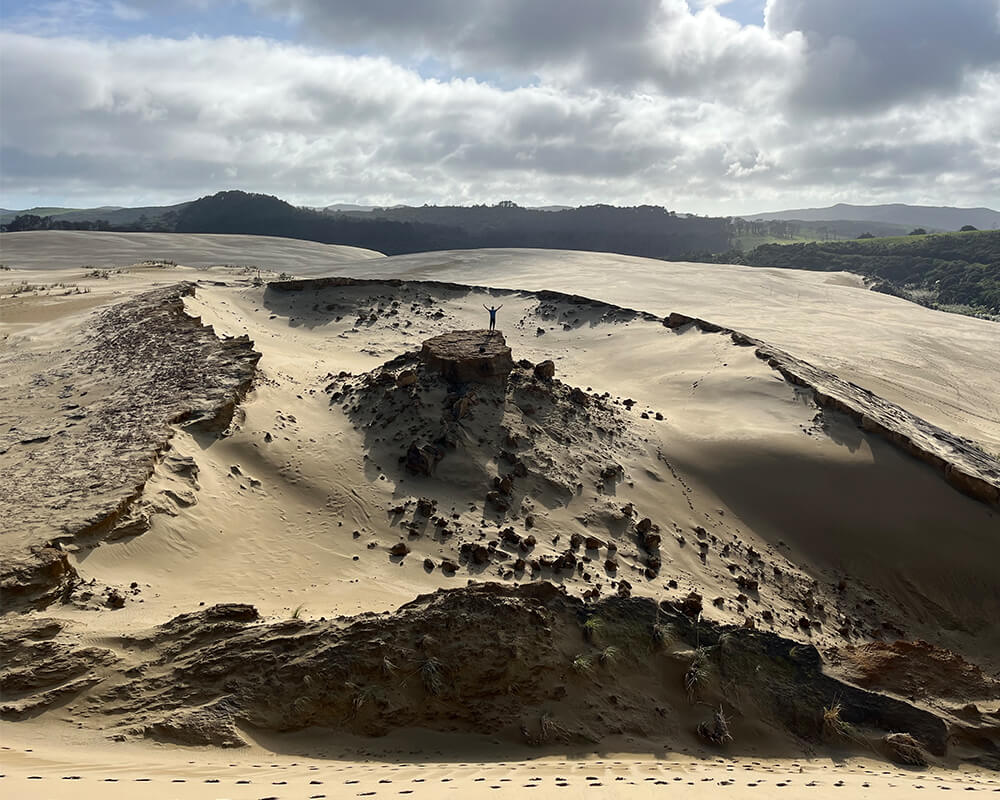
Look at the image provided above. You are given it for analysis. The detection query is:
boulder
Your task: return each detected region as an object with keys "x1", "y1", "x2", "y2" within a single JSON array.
[
  {"x1": 396, "y1": 369, "x2": 418, "y2": 387},
  {"x1": 533, "y1": 360, "x2": 556, "y2": 380},
  {"x1": 420, "y1": 330, "x2": 514, "y2": 384},
  {"x1": 405, "y1": 442, "x2": 442, "y2": 476},
  {"x1": 680, "y1": 591, "x2": 703, "y2": 617}
]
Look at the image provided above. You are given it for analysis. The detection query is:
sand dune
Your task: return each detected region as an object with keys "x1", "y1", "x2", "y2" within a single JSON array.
[
  {"x1": 2, "y1": 233, "x2": 999, "y2": 795},
  {"x1": 0, "y1": 230, "x2": 384, "y2": 271}
]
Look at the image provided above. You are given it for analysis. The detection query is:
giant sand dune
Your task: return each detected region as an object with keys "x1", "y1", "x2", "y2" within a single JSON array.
[{"x1": 1, "y1": 231, "x2": 999, "y2": 796}]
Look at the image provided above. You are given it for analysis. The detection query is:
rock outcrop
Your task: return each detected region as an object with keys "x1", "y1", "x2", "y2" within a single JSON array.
[
  {"x1": 56, "y1": 583, "x2": 951, "y2": 760},
  {"x1": 0, "y1": 283, "x2": 261, "y2": 611},
  {"x1": 420, "y1": 330, "x2": 514, "y2": 384}
]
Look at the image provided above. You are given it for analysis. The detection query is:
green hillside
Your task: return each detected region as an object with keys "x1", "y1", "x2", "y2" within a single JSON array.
[{"x1": 743, "y1": 230, "x2": 1000, "y2": 319}]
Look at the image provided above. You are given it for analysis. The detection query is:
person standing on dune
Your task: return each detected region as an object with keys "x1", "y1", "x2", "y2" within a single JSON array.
[{"x1": 484, "y1": 303, "x2": 503, "y2": 332}]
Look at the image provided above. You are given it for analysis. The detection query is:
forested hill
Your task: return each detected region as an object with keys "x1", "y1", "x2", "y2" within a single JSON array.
[
  {"x1": 176, "y1": 193, "x2": 732, "y2": 258},
  {"x1": 1, "y1": 191, "x2": 731, "y2": 260},
  {"x1": 744, "y1": 230, "x2": 1000, "y2": 318}
]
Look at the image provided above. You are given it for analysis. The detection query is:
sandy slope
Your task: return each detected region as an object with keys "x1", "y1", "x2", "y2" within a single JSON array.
[
  {"x1": 0, "y1": 230, "x2": 384, "y2": 271},
  {"x1": 4, "y1": 233, "x2": 996, "y2": 454},
  {"x1": 355, "y1": 249, "x2": 1000, "y2": 458},
  {"x1": 2, "y1": 234, "x2": 1000, "y2": 796}
]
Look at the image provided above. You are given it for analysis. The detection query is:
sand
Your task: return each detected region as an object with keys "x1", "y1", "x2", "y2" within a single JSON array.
[{"x1": 2, "y1": 232, "x2": 999, "y2": 797}]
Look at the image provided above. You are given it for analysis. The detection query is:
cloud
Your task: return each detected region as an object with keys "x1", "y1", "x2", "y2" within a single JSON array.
[
  {"x1": 0, "y1": 0, "x2": 998, "y2": 213},
  {"x1": 766, "y1": 0, "x2": 1000, "y2": 113}
]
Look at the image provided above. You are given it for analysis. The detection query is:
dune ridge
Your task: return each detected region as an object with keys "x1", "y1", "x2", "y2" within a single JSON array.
[
  {"x1": 3, "y1": 251, "x2": 1000, "y2": 791},
  {"x1": 272, "y1": 276, "x2": 1000, "y2": 508}
]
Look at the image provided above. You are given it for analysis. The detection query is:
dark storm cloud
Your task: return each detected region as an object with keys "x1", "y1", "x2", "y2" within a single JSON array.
[{"x1": 766, "y1": 0, "x2": 1000, "y2": 113}]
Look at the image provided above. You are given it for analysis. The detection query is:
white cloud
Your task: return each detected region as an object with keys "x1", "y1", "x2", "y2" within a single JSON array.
[{"x1": 0, "y1": 0, "x2": 998, "y2": 212}]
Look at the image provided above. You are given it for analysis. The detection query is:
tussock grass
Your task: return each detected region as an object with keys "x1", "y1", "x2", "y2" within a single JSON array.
[
  {"x1": 684, "y1": 648, "x2": 710, "y2": 700},
  {"x1": 583, "y1": 616, "x2": 604, "y2": 643},
  {"x1": 599, "y1": 646, "x2": 619, "y2": 666},
  {"x1": 420, "y1": 656, "x2": 445, "y2": 695},
  {"x1": 572, "y1": 654, "x2": 594, "y2": 674}
]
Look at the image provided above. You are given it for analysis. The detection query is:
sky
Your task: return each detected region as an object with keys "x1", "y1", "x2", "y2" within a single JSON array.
[{"x1": 1, "y1": 0, "x2": 999, "y2": 216}]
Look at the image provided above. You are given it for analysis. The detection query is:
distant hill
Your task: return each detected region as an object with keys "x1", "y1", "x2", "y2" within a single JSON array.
[
  {"x1": 1, "y1": 191, "x2": 733, "y2": 261},
  {"x1": 745, "y1": 203, "x2": 1000, "y2": 232},
  {"x1": 0, "y1": 203, "x2": 187, "y2": 227},
  {"x1": 0, "y1": 206, "x2": 89, "y2": 224}
]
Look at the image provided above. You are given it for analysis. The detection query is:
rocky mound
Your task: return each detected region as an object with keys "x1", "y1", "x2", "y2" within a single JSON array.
[
  {"x1": 7, "y1": 582, "x2": 961, "y2": 764},
  {"x1": 0, "y1": 283, "x2": 260, "y2": 610}
]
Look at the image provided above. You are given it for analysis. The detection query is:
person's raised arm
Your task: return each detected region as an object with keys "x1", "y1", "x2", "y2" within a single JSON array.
[
  {"x1": 497, "y1": 305, "x2": 503, "y2": 310},
  {"x1": 483, "y1": 304, "x2": 489, "y2": 310}
]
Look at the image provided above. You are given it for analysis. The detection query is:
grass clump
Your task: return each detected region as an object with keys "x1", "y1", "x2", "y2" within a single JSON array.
[
  {"x1": 419, "y1": 656, "x2": 445, "y2": 695},
  {"x1": 684, "y1": 648, "x2": 710, "y2": 700},
  {"x1": 599, "y1": 646, "x2": 619, "y2": 666},
  {"x1": 583, "y1": 616, "x2": 604, "y2": 643},
  {"x1": 572, "y1": 654, "x2": 594, "y2": 675}
]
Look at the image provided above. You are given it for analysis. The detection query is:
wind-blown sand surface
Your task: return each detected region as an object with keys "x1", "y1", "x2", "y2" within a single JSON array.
[
  {"x1": 1, "y1": 232, "x2": 999, "y2": 797},
  {"x1": 0, "y1": 230, "x2": 383, "y2": 271}
]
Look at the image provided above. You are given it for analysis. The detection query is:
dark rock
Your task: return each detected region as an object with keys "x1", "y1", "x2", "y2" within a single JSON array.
[
  {"x1": 405, "y1": 442, "x2": 443, "y2": 476},
  {"x1": 680, "y1": 591, "x2": 703, "y2": 617},
  {"x1": 416, "y1": 497, "x2": 436, "y2": 516},
  {"x1": 396, "y1": 369, "x2": 418, "y2": 388},
  {"x1": 390, "y1": 543, "x2": 410, "y2": 557},
  {"x1": 420, "y1": 330, "x2": 514, "y2": 384},
  {"x1": 486, "y1": 491, "x2": 509, "y2": 511},
  {"x1": 636, "y1": 517, "x2": 652, "y2": 534},
  {"x1": 533, "y1": 360, "x2": 555, "y2": 380}
]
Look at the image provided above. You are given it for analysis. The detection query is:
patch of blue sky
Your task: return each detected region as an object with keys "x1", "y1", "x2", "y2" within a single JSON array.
[
  {"x1": 1, "y1": 0, "x2": 297, "y2": 41},
  {"x1": 687, "y1": 0, "x2": 766, "y2": 27}
]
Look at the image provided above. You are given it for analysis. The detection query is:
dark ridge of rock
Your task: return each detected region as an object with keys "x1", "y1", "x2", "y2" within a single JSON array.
[
  {"x1": 420, "y1": 330, "x2": 514, "y2": 384},
  {"x1": 0, "y1": 283, "x2": 261, "y2": 612},
  {"x1": 76, "y1": 582, "x2": 951, "y2": 761}
]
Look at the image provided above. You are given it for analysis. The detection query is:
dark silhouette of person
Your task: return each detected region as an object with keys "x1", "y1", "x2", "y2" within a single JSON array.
[{"x1": 484, "y1": 303, "x2": 503, "y2": 331}]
